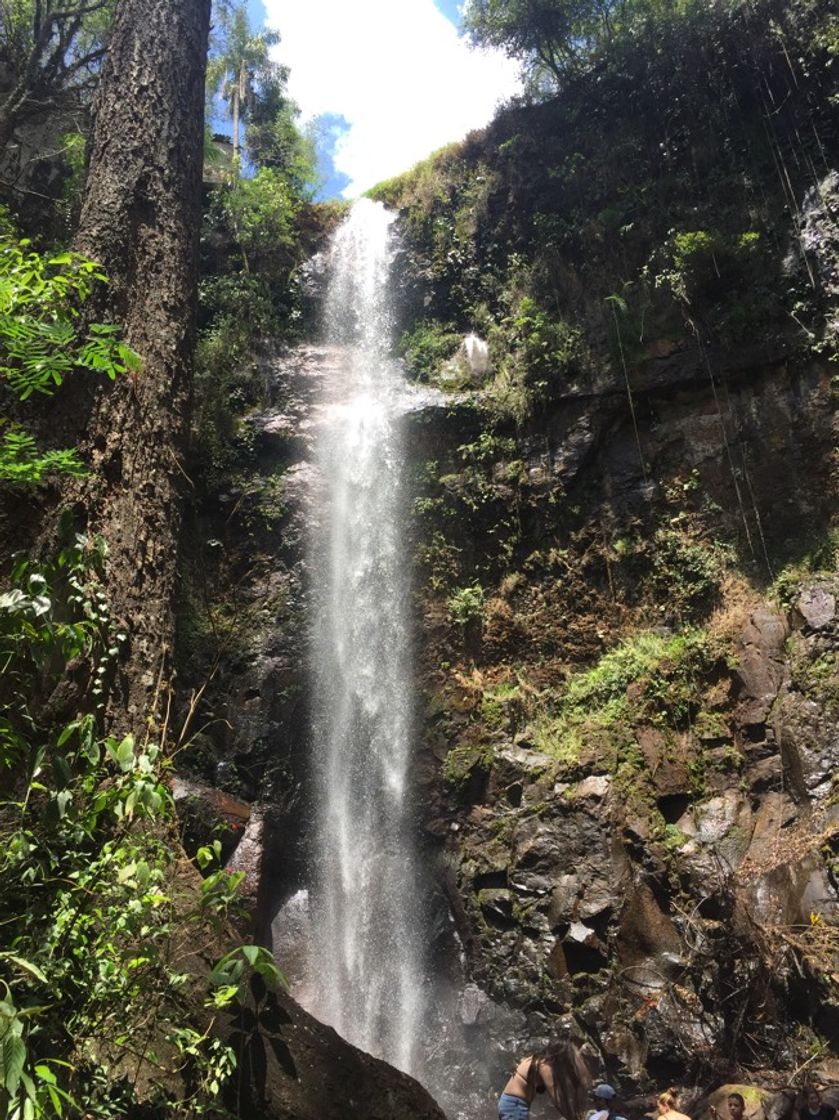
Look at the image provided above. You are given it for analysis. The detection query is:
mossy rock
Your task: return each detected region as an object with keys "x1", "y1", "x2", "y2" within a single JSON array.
[{"x1": 702, "y1": 1084, "x2": 771, "y2": 1120}]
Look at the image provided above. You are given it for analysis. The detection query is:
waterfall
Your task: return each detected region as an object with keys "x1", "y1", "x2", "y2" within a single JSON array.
[{"x1": 307, "y1": 198, "x2": 426, "y2": 1074}]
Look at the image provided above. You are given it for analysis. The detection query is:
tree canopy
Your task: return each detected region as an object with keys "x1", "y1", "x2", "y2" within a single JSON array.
[
  {"x1": 0, "y1": 0, "x2": 115, "y2": 153},
  {"x1": 463, "y1": 0, "x2": 660, "y2": 89},
  {"x1": 207, "y1": 0, "x2": 281, "y2": 158}
]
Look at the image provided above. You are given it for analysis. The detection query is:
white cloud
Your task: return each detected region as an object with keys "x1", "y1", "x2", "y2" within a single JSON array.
[{"x1": 263, "y1": 0, "x2": 521, "y2": 197}]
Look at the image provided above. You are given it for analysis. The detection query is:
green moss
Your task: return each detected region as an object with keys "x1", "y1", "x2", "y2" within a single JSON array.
[
  {"x1": 770, "y1": 527, "x2": 839, "y2": 607},
  {"x1": 398, "y1": 319, "x2": 462, "y2": 382},
  {"x1": 442, "y1": 740, "x2": 495, "y2": 789},
  {"x1": 693, "y1": 709, "x2": 730, "y2": 740},
  {"x1": 528, "y1": 629, "x2": 721, "y2": 770},
  {"x1": 788, "y1": 637, "x2": 839, "y2": 714},
  {"x1": 662, "y1": 822, "x2": 690, "y2": 852}
]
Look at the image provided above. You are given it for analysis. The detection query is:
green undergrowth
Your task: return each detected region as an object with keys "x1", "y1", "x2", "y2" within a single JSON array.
[
  {"x1": 440, "y1": 627, "x2": 728, "y2": 798},
  {"x1": 443, "y1": 739, "x2": 496, "y2": 792},
  {"x1": 0, "y1": 531, "x2": 284, "y2": 1118},
  {"x1": 769, "y1": 525, "x2": 839, "y2": 609},
  {"x1": 398, "y1": 319, "x2": 463, "y2": 382},
  {"x1": 532, "y1": 628, "x2": 724, "y2": 770},
  {"x1": 0, "y1": 217, "x2": 139, "y2": 485}
]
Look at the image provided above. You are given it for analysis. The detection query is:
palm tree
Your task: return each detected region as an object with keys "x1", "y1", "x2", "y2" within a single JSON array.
[{"x1": 207, "y1": 2, "x2": 280, "y2": 160}]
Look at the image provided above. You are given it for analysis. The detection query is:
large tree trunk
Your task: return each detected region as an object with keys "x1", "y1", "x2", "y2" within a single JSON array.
[{"x1": 73, "y1": 0, "x2": 211, "y2": 734}]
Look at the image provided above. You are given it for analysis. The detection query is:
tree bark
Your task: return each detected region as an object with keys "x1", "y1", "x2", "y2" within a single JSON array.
[{"x1": 72, "y1": 0, "x2": 211, "y2": 735}]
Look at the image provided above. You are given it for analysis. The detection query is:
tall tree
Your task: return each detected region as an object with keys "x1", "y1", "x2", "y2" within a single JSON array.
[
  {"x1": 208, "y1": 1, "x2": 280, "y2": 159},
  {"x1": 463, "y1": 0, "x2": 631, "y2": 89},
  {"x1": 70, "y1": 0, "x2": 211, "y2": 733}
]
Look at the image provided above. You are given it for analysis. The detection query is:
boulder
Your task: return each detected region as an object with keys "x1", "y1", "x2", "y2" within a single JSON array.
[
  {"x1": 796, "y1": 585, "x2": 836, "y2": 630},
  {"x1": 774, "y1": 688, "x2": 839, "y2": 796},
  {"x1": 223, "y1": 983, "x2": 446, "y2": 1119},
  {"x1": 699, "y1": 1084, "x2": 772, "y2": 1120}
]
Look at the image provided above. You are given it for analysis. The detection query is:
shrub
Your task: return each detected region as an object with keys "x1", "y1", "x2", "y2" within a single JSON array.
[
  {"x1": 529, "y1": 628, "x2": 722, "y2": 768},
  {"x1": 398, "y1": 319, "x2": 462, "y2": 381},
  {"x1": 0, "y1": 233, "x2": 138, "y2": 483},
  {"x1": 0, "y1": 536, "x2": 284, "y2": 1118},
  {"x1": 448, "y1": 583, "x2": 486, "y2": 628}
]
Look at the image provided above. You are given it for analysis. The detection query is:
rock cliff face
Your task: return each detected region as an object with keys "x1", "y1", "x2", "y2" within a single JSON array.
[
  {"x1": 178, "y1": 328, "x2": 836, "y2": 1110},
  {"x1": 409, "y1": 334, "x2": 837, "y2": 1090},
  {"x1": 176, "y1": 3, "x2": 838, "y2": 1107},
  {"x1": 413, "y1": 365, "x2": 837, "y2": 1071}
]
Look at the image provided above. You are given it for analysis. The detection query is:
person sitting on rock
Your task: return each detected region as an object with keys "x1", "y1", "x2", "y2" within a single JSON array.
[
  {"x1": 657, "y1": 1089, "x2": 692, "y2": 1120},
  {"x1": 711, "y1": 1091, "x2": 746, "y2": 1120},
  {"x1": 800, "y1": 1086, "x2": 836, "y2": 1120},
  {"x1": 498, "y1": 1039, "x2": 590, "y2": 1119}
]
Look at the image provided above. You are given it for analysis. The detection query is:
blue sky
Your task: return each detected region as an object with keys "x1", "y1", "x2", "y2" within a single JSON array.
[
  {"x1": 253, "y1": 0, "x2": 520, "y2": 198},
  {"x1": 250, "y1": 0, "x2": 465, "y2": 42}
]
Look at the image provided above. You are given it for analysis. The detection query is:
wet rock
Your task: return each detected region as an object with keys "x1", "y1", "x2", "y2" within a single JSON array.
[
  {"x1": 478, "y1": 888, "x2": 515, "y2": 925},
  {"x1": 567, "y1": 920, "x2": 598, "y2": 945},
  {"x1": 457, "y1": 981, "x2": 492, "y2": 1026},
  {"x1": 796, "y1": 171, "x2": 839, "y2": 352},
  {"x1": 638, "y1": 727, "x2": 691, "y2": 795},
  {"x1": 171, "y1": 776, "x2": 250, "y2": 862},
  {"x1": 676, "y1": 791, "x2": 753, "y2": 876},
  {"x1": 736, "y1": 607, "x2": 790, "y2": 724},
  {"x1": 741, "y1": 792, "x2": 796, "y2": 867},
  {"x1": 571, "y1": 774, "x2": 612, "y2": 799},
  {"x1": 511, "y1": 816, "x2": 566, "y2": 870},
  {"x1": 649, "y1": 984, "x2": 721, "y2": 1057},
  {"x1": 491, "y1": 744, "x2": 555, "y2": 789},
  {"x1": 171, "y1": 776, "x2": 251, "y2": 827},
  {"x1": 602, "y1": 1021, "x2": 648, "y2": 1080},
  {"x1": 225, "y1": 802, "x2": 266, "y2": 908},
  {"x1": 617, "y1": 880, "x2": 683, "y2": 977},
  {"x1": 774, "y1": 688, "x2": 839, "y2": 796},
  {"x1": 743, "y1": 835, "x2": 834, "y2": 928},
  {"x1": 678, "y1": 789, "x2": 749, "y2": 844},
  {"x1": 509, "y1": 870, "x2": 552, "y2": 895}
]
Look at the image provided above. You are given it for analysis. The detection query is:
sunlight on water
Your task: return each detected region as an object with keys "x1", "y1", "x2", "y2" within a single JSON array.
[{"x1": 307, "y1": 199, "x2": 425, "y2": 1075}]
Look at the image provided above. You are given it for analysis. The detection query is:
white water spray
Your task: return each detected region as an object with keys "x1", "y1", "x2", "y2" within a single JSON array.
[{"x1": 307, "y1": 199, "x2": 426, "y2": 1074}]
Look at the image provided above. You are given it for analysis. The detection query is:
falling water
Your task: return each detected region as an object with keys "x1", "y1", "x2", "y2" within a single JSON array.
[{"x1": 307, "y1": 199, "x2": 426, "y2": 1074}]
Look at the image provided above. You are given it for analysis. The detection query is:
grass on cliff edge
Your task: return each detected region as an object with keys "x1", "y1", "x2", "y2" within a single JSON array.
[{"x1": 530, "y1": 628, "x2": 723, "y2": 768}]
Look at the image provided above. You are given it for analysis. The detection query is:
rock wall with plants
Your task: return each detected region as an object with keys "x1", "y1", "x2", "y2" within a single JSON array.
[
  {"x1": 366, "y1": 0, "x2": 839, "y2": 1088},
  {"x1": 167, "y1": 0, "x2": 839, "y2": 1107}
]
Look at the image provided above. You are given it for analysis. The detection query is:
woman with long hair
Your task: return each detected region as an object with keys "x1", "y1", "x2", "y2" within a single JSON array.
[{"x1": 498, "y1": 1039, "x2": 591, "y2": 1119}]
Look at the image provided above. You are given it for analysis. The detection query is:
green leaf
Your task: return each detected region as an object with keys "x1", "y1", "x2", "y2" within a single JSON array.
[
  {"x1": 0, "y1": 954, "x2": 48, "y2": 985},
  {"x1": 116, "y1": 734, "x2": 134, "y2": 771},
  {"x1": 54, "y1": 790, "x2": 72, "y2": 819},
  {"x1": 52, "y1": 754, "x2": 72, "y2": 789},
  {"x1": 56, "y1": 721, "x2": 78, "y2": 747},
  {"x1": 46, "y1": 1084, "x2": 62, "y2": 1117},
  {"x1": 3, "y1": 1032, "x2": 26, "y2": 1094},
  {"x1": 241, "y1": 945, "x2": 260, "y2": 967}
]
